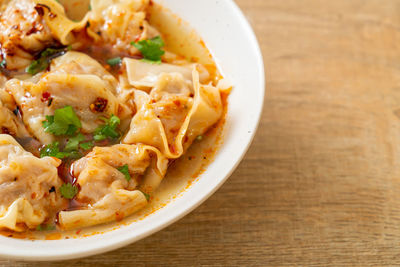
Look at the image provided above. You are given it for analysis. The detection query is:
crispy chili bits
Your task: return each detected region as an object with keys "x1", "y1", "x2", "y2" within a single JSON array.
[
  {"x1": 41, "y1": 92, "x2": 51, "y2": 102},
  {"x1": 90, "y1": 97, "x2": 108, "y2": 113},
  {"x1": 41, "y1": 92, "x2": 53, "y2": 107}
]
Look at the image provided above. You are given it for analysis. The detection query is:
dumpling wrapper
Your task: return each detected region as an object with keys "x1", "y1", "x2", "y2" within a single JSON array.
[
  {"x1": 0, "y1": 134, "x2": 66, "y2": 231},
  {"x1": 0, "y1": 0, "x2": 88, "y2": 70},
  {"x1": 123, "y1": 66, "x2": 223, "y2": 159},
  {"x1": 51, "y1": 51, "x2": 118, "y2": 94},
  {"x1": 85, "y1": 0, "x2": 159, "y2": 53},
  {"x1": 123, "y1": 58, "x2": 210, "y2": 89},
  {"x1": 0, "y1": 0, "x2": 55, "y2": 70},
  {"x1": 6, "y1": 52, "x2": 128, "y2": 144},
  {"x1": 58, "y1": 144, "x2": 168, "y2": 230},
  {"x1": 0, "y1": 83, "x2": 31, "y2": 138},
  {"x1": 32, "y1": 0, "x2": 88, "y2": 45},
  {"x1": 0, "y1": 100, "x2": 29, "y2": 138}
]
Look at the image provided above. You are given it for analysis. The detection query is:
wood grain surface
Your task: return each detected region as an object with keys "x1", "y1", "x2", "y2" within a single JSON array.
[{"x1": 6, "y1": 0, "x2": 400, "y2": 266}]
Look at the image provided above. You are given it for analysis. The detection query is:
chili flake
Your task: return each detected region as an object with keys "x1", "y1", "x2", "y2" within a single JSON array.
[{"x1": 90, "y1": 97, "x2": 108, "y2": 113}]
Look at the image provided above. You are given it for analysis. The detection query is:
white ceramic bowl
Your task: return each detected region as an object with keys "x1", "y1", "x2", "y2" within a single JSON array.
[{"x1": 0, "y1": 0, "x2": 265, "y2": 261}]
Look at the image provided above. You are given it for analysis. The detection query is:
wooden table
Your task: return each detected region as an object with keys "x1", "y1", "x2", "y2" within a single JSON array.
[{"x1": 7, "y1": 0, "x2": 400, "y2": 265}]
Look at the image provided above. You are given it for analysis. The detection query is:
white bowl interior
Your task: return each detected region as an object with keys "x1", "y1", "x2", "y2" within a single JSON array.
[{"x1": 0, "y1": 0, "x2": 265, "y2": 261}]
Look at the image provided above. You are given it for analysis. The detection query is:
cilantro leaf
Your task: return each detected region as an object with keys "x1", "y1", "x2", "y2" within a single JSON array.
[
  {"x1": 64, "y1": 133, "x2": 85, "y2": 152},
  {"x1": 106, "y1": 57, "x2": 121, "y2": 66},
  {"x1": 140, "y1": 191, "x2": 150, "y2": 201},
  {"x1": 42, "y1": 106, "x2": 82, "y2": 136},
  {"x1": 67, "y1": 151, "x2": 82, "y2": 159},
  {"x1": 109, "y1": 115, "x2": 120, "y2": 127},
  {"x1": 140, "y1": 58, "x2": 162, "y2": 65},
  {"x1": 40, "y1": 142, "x2": 68, "y2": 159},
  {"x1": 40, "y1": 142, "x2": 59, "y2": 158},
  {"x1": 26, "y1": 47, "x2": 70, "y2": 75},
  {"x1": 40, "y1": 142, "x2": 81, "y2": 159},
  {"x1": 117, "y1": 164, "x2": 131, "y2": 181},
  {"x1": 93, "y1": 115, "x2": 120, "y2": 141},
  {"x1": 54, "y1": 106, "x2": 81, "y2": 129},
  {"x1": 93, "y1": 134, "x2": 106, "y2": 141},
  {"x1": 60, "y1": 183, "x2": 78, "y2": 199},
  {"x1": 36, "y1": 224, "x2": 56, "y2": 231},
  {"x1": 131, "y1": 36, "x2": 165, "y2": 63},
  {"x1": 80, "y1": 141, "x2": 94, "y2": 151},
  {"x1": 26, "y1": 59, "x2": 47, "y2": 75}
]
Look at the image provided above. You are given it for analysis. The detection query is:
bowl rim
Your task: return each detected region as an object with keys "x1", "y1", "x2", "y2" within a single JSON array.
[{"x1": 0, "y1": 0, "x2": 265, "y2": 261}]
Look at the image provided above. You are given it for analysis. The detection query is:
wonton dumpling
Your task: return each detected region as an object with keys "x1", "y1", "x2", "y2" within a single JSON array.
[
  {"x1": 0, "y1": 0, "x2": 55, "y2": 70},
  {"x1": 32, "y1": 0, "x2": 87, "y2": 45},
  {"x1": 58, "y1": 144, "x2": 168, "y2": 230},
  {"x1": 6, "y1": 52, "x2": 128, "y2": 144},
  {"x1": 0, "y1": 86, "x2": 30, "y2": 138},
  {"x1": 0, "y1": 101, "x2": 29, "y2": 138},
  {"x1": 0, "y1": 0, "x2": 89, "y2": 71},
  {"x1": 51, "y1": 51, "x2": 118, "y2": 94},
  {"x1": 123, "y1": 67, "x2": 223, "y2": 159},
  {"x1": 0, "y1": 135, "x2": 66, "y2": 231},
  {"x1": 85, "y1": 0, "x2": 158, "y2": 54},
  {"x1": 123, "y1": 58, "x2": 210, "y2": 89}
]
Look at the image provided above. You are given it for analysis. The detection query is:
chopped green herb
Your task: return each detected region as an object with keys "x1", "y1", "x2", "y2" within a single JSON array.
[
  {"x1": 40, "y1": 142, "x2": 58, "y2": 158},
  {"x1": 80, "y1": 141, "x2": 94, "y2": 151},
  {"x1": 141, "y1": 191, "x2": 150, "y2": 201},
  {"x1": 106, "y1": 57, "x2": 121, "y2": 66},
  {"x1": 0, "y1": 59, "x2": 6, "y2": 68},
  {"x1": 131, "y1": 36, "x2": 165, "y2": 63},
  {"x1": 40, "y1": 142, "x2": 81, "y2": 159},
  {"x1": 26, "y1": 60, "x2": 45, "y2": 75},
  {"x1": 60, "y1": 183, "x2": 78, "y2": 199},
  {"x1": 26, "y1": 47, "x2": 70, "y2": 75},
  {"x1": 40, "y1": 142, "x2": 69, "y2": 159},
  {"x1": 36, "y1": 224, "x2": 56, "y2": 231},
  {"x1": 64, "y1": 133, "x2": 85, "y2": 151},
  {"x1": 93, "y1": 115, "x2": 120, "y2": 141},
  {"x1": 67, "y1": 151, "x2": 82, "y2": 159},
  {"x1": 42, "y1": 106, "x2": 82, "y2": 136},
  {"x1": 140, "y1": 58, "x2": 162, "y2": 65},
  {"x1": 196, "y1": 135, "x2": 203, "y2": 141},
  {"x1": 88, "y1": 3, "x2": 92, "y2": 10},
  {"x1": 117, "y1": 164, "x2": 131, "y2": 181},
  {"x1": 108, "y1": 114, "x2": 120, "y2": 127},
  {"x1": 93, "y1": 134, "x2": 106, "y2": 141}
]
